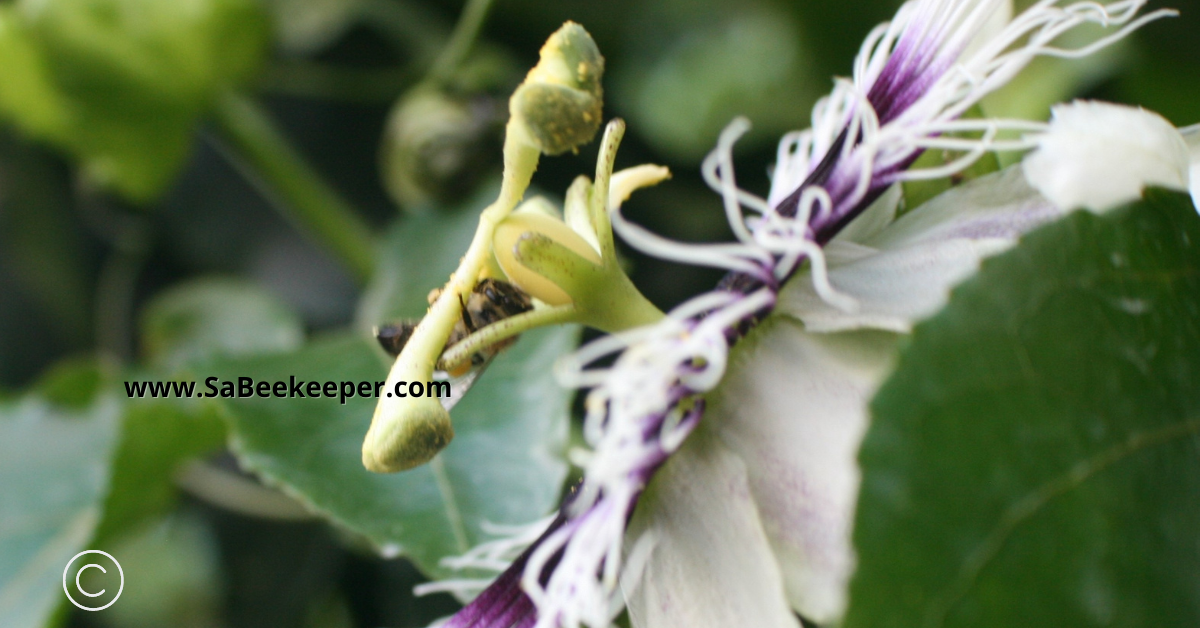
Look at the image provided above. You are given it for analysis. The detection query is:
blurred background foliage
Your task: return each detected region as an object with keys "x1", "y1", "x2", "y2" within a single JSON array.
[{"x1": 0, "y1": 0, "x2": 1195, "y2": 626}]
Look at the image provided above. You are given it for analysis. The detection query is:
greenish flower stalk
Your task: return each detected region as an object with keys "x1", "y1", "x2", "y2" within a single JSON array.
[
  {"x1": 213, "y1": 92, "x2": 377, "y2": 283},
  {"x1": 362, "y1": 22, "x2": 668, "y2": 474}
]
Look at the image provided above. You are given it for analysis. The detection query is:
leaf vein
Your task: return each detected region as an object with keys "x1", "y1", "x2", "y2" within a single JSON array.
[{"x1": 922, "y1": 415, "x2": 1200, "y2": 628}]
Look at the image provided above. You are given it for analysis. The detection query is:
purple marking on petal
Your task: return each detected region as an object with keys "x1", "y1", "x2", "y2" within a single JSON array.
[
  {"x1": 443, "y1": 567, "x2": 529, "y2": 628},
  {"x1": 489, "y1": 593, "x2": 537, "y2": 628},
  {"x1": 443, "y1": 514, "x2": 569, "y2": 628}
]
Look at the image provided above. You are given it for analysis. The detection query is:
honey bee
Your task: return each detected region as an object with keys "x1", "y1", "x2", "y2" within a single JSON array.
[{"x1": 375, "y1": 278, "x2": 534, "y2": 406}]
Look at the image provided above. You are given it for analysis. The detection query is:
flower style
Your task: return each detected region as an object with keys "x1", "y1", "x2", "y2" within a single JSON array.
[{"x1": 418, "y1": 1, "x2": 1183, "y2": 627}]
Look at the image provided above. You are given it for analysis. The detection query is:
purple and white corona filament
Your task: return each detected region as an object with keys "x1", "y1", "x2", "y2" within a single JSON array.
[{"x1": 425, "y1": 1, "x2": 1172, "y2": 626}]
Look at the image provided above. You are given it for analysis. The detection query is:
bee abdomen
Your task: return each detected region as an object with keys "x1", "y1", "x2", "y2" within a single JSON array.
[{"x1": 376, "y1": 321, "x2": 418, "y2": 358}]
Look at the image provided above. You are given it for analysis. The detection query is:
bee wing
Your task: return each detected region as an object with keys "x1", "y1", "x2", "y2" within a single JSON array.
[{"x1": 434, "y1": 353, "x2": 498, "y2": 411}]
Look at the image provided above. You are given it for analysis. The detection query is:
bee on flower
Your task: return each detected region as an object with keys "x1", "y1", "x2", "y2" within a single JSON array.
[{"x1": 365, "y1": 2, "x2": 1195, "y2": 627}]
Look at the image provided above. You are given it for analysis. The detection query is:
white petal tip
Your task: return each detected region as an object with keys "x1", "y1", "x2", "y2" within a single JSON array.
[
  {"x1": 1022, "y1": 101, "x2": 1189, "y2": 213},
  {"x1": 1182, "y1": 124, "x2": 1200, "y2": 213}
]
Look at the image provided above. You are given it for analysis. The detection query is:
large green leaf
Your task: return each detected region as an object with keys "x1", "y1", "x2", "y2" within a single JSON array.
[
  {"x1": 845, "y1": 189, "x2": 1200, "y2": 628},
  {"x1": 0, "y1": 0, "x2": 269, "y2": 202},
  {"x1": 0, "y1": 363, "x2": 121, "y2": 628},
  {"x1": 139, "y1": 277, "x2": 305, "y2": 375},
  {"x1": 91, "y1": 397, "x2": 227, "y2": 545},
  {"x1": 0, "y1": 9, "x2": 69, "y2": 144}
]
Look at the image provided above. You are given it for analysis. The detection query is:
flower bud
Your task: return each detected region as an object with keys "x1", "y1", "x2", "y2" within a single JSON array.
[
  {"x1": 509, "y1": 22, "x2": 604, "y2": 155},
  {"x1": 381, "y1": 89, "x2": 501, "y2": 209}
]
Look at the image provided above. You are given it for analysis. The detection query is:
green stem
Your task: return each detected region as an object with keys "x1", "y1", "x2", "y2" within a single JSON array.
[
  {"x1": 426, "y1": 0, "x2": 497, "y2": 85},
  {"x1": 94, "y1": 223, "x2": 149, "y2": 364},
  {"x1": 212, "y1": 92, "x2": 377, "y2": 283}
]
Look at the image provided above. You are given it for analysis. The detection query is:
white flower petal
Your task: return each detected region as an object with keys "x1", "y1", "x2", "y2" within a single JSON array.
[
  {"x1": 623, "y1": 426, "x2": 800, "y2": 628},
  {"x1": 830, "y1": 184, "x2": 902, "y2": 246},
  {"x1": 1022, "y1": 101, "x2": 1190, "y2": 213},
  {"x1": 869, "y1": 166, "x2": 1058, "y2": 249},
  {"x1": 706, "y1": 319, "x2": 899, "y2": 623},
  {"x1": 783, "y1": 237, "x2": 1009, "y2": 332},
  {"x1": 780, "y1": 167, "x2": 1059, "y2": 332},
  {"x1": 1182, "y1": 123, "x2": 1200, "y2": 212}
]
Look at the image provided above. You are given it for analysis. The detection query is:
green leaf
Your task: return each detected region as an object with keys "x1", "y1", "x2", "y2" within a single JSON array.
[
  {"x1": 0, "y1": 364, "x2": 122, "y2": 628},
  {"x1": 140, "y1": 278, "x2": 304, "y2": 374},
  {"x1": 0, "y1": 8, "x2": 70, "y2": 141},
  {"x1": 0, "y1": 0, "x2": 270, "y2": 202},
  {"x1": 846, "y1": 189, "x2": 1200, "y2": 628},
  {"x1": 33, "y1": 358, "x2": 106, "y2": 409},
  {"x1": 213, "y1": 328, "x2": 574, "y2": 578},
  {"x1": 91, "y1": 397, "x2": 227, "y2": 544}
]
